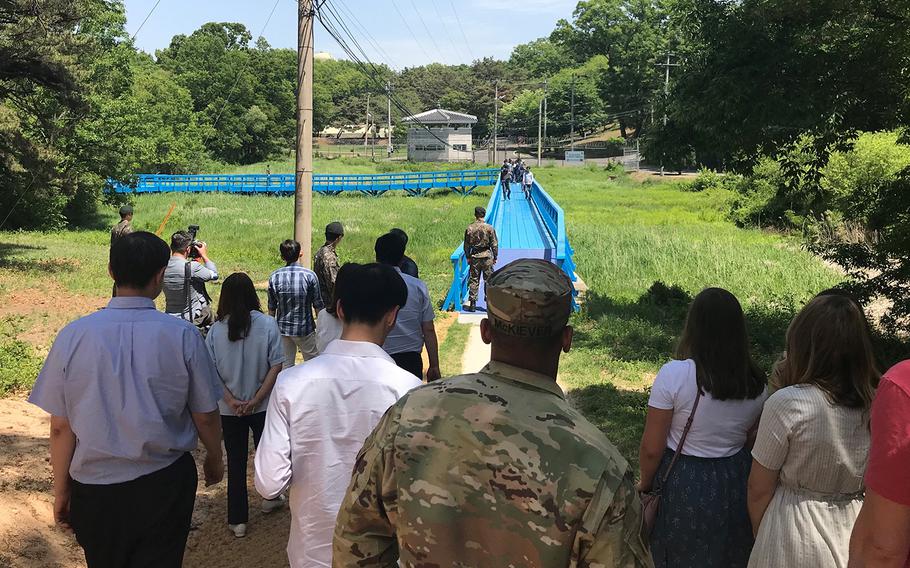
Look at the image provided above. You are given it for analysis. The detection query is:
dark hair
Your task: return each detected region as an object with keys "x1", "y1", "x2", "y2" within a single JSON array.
[
  {"x1": 375, "y1": 233, "x2": 405, "y2": 266},
  {"x1": 475, "y1": 206, "x2": 486, "y2": 218},
  {"x1": 676, "y1": 288, "x2": 765, "y2": 400},
  {"x1": 280, "y1": 239, "x2": 301, "y2": 264},
  {"x1": 110, "y1": 232, "x2": 170, "y2": 289},
  {"x1": 170, "y1": 230, "x2": 193, "y2": 253},
  {"x1": 772, "y1": 295, "x2": 880, "y2": 409},
  {"x1": 389, "y1": 228, "x2": 409, "y2": 246},
  {"x1": 335, "y1": 263, "x2": 407, "y2": 325},
  {"x1": 216, "y1": 273, "x2": 262, "y2": 342}
]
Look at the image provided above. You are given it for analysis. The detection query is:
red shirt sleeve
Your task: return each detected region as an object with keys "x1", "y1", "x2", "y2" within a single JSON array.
[{"x1": 865, "y1": 377, "x2": 910, "y2": 507}]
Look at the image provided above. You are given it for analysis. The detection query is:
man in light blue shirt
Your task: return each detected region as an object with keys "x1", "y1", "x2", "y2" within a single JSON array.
[
  {"x1": 29, "y1": 231, "x2": 224, "y2": 568},
  {"x1": 374, "y1": 233, "x2": 440, "y2": 381}
]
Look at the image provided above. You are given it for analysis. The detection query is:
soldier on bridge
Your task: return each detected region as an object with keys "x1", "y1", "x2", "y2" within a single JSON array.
[{"x1": 463, "y1": 206, "x2": 498, "y2": 312}]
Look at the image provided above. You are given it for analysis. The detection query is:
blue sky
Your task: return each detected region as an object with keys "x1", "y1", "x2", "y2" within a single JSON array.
[{"x1": 124, "y1": 0, "x2": 578, "y2": 68}]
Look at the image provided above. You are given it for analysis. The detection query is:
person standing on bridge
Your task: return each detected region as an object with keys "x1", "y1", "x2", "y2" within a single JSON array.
[
  {"x1": 500, "y1": 160, "x2": 512, "y2": 200},
  {"x1": 523, "y1": 166, "x2": 536, "y2": 200},
  {"x1": 314, "y1": 221, "x2": 344, "y2": 307},
  {"x1": 463, "y1": 206, "x2": 498, "y2": 313}
]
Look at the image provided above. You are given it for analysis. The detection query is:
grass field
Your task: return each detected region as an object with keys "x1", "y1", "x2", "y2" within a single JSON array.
[{"x1": 3, "y1": 158, "x2": 899, "y2": 465}]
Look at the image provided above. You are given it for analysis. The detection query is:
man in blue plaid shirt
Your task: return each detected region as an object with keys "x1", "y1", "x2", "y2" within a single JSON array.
[{"x1": 268, "y1": 240, "x2": 324, "y2": 368}]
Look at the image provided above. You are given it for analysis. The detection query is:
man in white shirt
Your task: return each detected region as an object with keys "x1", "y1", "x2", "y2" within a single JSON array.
[
  {"x1": 254, "y1": 262, "x2": 423, "y2": 568},
  {"x1": 523, "y1": 166, "x2": 536, "y2": 200}
]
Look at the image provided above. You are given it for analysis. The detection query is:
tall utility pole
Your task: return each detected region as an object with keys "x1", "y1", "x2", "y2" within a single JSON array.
[
  {"x1": 386, "y1": 80, "x2": 393, "y2": 158},
  {"x1": 294, "y1": 0, "x2": 315, "y2": 265},
  {"x1": 570, "y1": 74, "x2": 576, "y2": 151},
  {"x1": 656, "y1": 52, "x2": 680, "y2": 176},
  {"x1": 542, "y1": 80, "x2": 548, "y2": 152},
  {"x1": 364, "y1": 92, "x2": 371, "y2": 150},
  {"x1": 493, "y1": 81, "x2": 499, "y2": 164},
  {"x1": 537, "y1": 95, "x2": 543, "y2": 167}
]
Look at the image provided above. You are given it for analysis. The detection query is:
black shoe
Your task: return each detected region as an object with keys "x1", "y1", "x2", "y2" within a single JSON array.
[{"x1": 464, "y1": 304, "x2": 476, "y2": 312}]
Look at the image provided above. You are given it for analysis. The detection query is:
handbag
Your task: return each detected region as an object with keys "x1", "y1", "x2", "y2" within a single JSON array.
[{"x1": 641, "y1": 367, "x2": 703, "y2": 536}]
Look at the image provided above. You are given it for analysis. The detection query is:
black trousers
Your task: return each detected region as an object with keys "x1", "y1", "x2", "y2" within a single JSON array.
[
  {"x1": 221, "y1": 412, "x2": 266, "y2": 525},
  {"x1": 70, "y1": 452, "x2": 197, "y2": 568},
  {"x1": 502, "y1": 180, "x2": 511, "y2": 199},
  {"x1": 391, "y1": 351, "x2": 423, "y2": 380}
]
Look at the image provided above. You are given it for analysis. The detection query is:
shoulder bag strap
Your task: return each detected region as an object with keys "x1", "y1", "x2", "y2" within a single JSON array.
[
  {"x1": 184, "y1": 261, "x2": 192, "y2": 321},
  {"x1": 659, "y1": 361, "x2": 703, "y2": 485}
]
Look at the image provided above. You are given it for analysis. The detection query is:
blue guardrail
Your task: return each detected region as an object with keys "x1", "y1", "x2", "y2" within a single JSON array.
[
  {"x1": 109, "y1": 169, "x2": 499, "y2": 197},
  {"x1": 442, "y1": 178, "x2": 577, "y2": 312}
]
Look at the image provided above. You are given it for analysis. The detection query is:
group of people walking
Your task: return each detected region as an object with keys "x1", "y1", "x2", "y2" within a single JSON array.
[
  {"x1": 499, "y1": 158, "x2": 535, "y2": 200},
  {"x1": 27, "y1": 203, "x2": 910, "y2": 568}
]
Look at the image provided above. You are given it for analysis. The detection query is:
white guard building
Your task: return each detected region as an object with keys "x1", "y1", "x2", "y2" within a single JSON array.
[{"x1": 403, "y1": 109, "x2": 476, "y2": 162}]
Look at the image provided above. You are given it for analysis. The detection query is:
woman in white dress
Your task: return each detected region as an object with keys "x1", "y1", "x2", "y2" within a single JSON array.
[{"x1": 747, "y1": 294, "x2": 880, "y2": 567}]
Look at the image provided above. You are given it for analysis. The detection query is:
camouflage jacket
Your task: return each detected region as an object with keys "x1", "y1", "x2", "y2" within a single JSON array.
[
  {"x1": 332, "y1": 361, "x2": 653, "y2": 568},
  {"x1": 464, "y1": 219, "x2": 498, "y2": 260},
  {"x1": 110, "y1": 220, "x2": 133, "y2": 246},
  {"x1": 314, "y1": 242, "x2": 339, "y2": 306}
]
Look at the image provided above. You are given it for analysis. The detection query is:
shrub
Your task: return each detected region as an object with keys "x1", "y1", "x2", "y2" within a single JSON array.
[
  {"x1": 822, "y1": 130, "x2": 910, "y2": 223},
  {"x1": 686, "y1": 168, "x2": 742, "y2": 192}
]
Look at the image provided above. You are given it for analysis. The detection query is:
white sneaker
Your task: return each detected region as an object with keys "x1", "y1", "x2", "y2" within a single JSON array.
[
  {"x1": 261, "y1": 494, "x2": 287, "y2": 513},
  {"x1": 229, "y1": 523, "x2": 247, "y2": 538}
]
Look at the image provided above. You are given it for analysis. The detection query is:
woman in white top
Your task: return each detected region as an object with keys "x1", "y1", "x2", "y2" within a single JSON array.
[
  {"x1": 522, "y1": 167, "x2": 535, "y2": 199},
  {"x1": 747, "y1": 294, "x2": 879, "y2": 567},
  {"x1": 205, "y1": 272, "x2": 285, "y2": 538},
  {"x1": 639, "y1": 288, "x2": 767, "y2": 567}
]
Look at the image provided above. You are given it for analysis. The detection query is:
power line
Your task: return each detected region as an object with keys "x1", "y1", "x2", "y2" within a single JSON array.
[
  {"x1": 429, "y1": 0, "x2": 465, "y2": 63},
  {"x1": 0, "y1": 174, "x2": 37, "y2": 231},
  {"x1": 448, "y1": 0, "x2": 475, "y2": 62},
  {"x1": 317, "y1": 3, "x2": 457, "y2": 149},
  {"x1": 206, "y1": 0, "x2": 282, "y2": 137},
  {"x1": 131, "y1": 0, "x2": 163, "y2": 41},
  {"x1": 332, "y1": 0, "x2": 400, "y2": 69},
  {"x1": 407, "y1": 0, "x2": 446, "y2": 63},
  {"x1": 388, "y1": 0, "x2": 433, "y2": 64}
]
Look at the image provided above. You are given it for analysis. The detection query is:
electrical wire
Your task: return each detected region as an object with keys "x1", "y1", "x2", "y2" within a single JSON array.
[
  {"x1": 448, "y1": 0, "x2": 475, "y2": 62},
  {"x1": 318, "y1": 2, "x2": 458, "y2": 149},
  {"x1": 331, "y1": 0, "x2": 400, "y2": 69},
  {"x1": 388, "y1": 0, "x2": 433, "y2": 63},
  {"x1": 407, "y1": 0, "x2": 446, "y2": 62},
  {"x1": 131, "y1": 0, "x2": 163, "y2": 41},
  {"x1": 429, "y1": 0, "x2": 466, "y2": 63},
  {"x1": 205, "y1": 0, "x2": 282, "y2": 138}
]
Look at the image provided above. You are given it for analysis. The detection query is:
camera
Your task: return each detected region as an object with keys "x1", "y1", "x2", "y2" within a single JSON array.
[{"x1": 187, "y1": 225, "x2": 204, "y2": 259}]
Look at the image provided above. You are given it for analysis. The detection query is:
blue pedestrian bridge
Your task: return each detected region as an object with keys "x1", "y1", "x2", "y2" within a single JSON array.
[
  {"x1": 442, "y1": 179, "x2": 578, "y2": 313},
  {"x1": 109, "y1": 169, "x2": 577, "y2": 312},
  {"x1": 109, "y1": 169, "x2": 498, "y2": 197}
]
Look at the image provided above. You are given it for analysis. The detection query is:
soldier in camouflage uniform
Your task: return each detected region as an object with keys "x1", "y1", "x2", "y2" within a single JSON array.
[
  {"x1": 110, "y1": 205, "x2": 134, "y2": 246},
  {"x1": 333, "y1": 259, "x2": 653, "y2": 568},
  {"x1": 314, "y1": 221, "x2": 344, "y2": 307},
  {"x1": 110, "y1": 205, "x2": 134, "y2": 297},
  {"x1": 463, "y1": 206, "x2": 498, "y2": 312}
]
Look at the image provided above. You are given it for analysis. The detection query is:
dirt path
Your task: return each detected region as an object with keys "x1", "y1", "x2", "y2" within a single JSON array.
[
  {"x1": 0, "y1": 395, "x2": 293, "y2": 568},
  {"x1": 460, "y1": 317, "x2": 568, "y2": 393}
]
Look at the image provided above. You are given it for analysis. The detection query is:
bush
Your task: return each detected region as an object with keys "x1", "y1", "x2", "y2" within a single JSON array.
[
  {"x1": 686, "y1": 168, "x2": 742, "y2": 192},
  {"x1": 822, "y1": 130, "x2": 910, "y2": 223},
  {"x1": 0, "y1": 339, "x2": 42, "y2": 395}
]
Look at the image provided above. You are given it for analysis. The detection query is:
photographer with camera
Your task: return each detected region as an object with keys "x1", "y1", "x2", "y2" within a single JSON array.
[{"x1": 164, "y1": 228, "x2": 219, "y2": 334}]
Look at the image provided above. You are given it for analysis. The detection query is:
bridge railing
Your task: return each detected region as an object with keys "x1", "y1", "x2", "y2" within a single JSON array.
[
  {"x1": 109, "y1": 169, "x2": 499, "y2": 196},
  {"x1": 442, "y1": 180, "x2": 504, "y2": 311},
  {"x1": 442, "y1": 178, "x2": 577, "y2": 312},
  {"x1": 529, "y1": 181, "x2": 577, "y2": 286}
]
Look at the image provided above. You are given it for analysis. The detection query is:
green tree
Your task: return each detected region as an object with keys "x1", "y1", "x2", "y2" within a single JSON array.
[{"x1": 509, "y1": 38, "x2": 572, "y2": 80}]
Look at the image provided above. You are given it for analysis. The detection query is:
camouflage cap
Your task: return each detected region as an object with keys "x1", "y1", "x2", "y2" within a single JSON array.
[
  {"x1": 119, "y1": 205, "x2": 133, "y2": 216},
  {"x1": 485, "y1": 259, "x2": 573, "y2": 338}
]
